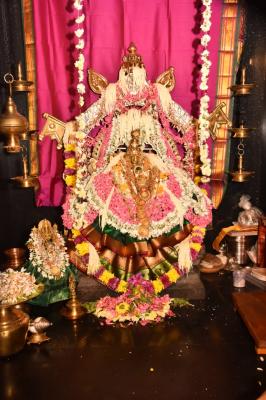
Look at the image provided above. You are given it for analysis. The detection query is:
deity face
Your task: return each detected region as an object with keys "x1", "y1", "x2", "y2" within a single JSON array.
[{"x1": 118, "y1": 66, "x2": 147, "y2": 94}]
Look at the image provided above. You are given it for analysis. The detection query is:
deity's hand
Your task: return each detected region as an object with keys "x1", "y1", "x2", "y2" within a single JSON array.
[
  {"x1": 39, "y1": 113, "x2": 66, "y2": 149},
  {"x1": 64, "y1": 121, "x2": 78, "y2": 146},
  {"x1": 39, "y1": 114, "x2": 78, "y2": 149}
]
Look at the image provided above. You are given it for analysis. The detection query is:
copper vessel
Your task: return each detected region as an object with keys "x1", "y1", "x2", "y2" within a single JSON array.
[
  {"x1": 0, "y1": 304, "x2": 29, "y2": 357},
  {"x1": 3, "y1": 248, "x2": 26, "y2": 270}
]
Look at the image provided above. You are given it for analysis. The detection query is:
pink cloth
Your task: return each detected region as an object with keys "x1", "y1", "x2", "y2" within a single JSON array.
[{"x1": 33, "y1": 0, "x2": 222, "y2": 206}]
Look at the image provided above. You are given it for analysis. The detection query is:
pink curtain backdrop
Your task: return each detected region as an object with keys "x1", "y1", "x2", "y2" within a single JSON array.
[{"x1": 33, "y1": 0, "x2": 223, "y2": 206}]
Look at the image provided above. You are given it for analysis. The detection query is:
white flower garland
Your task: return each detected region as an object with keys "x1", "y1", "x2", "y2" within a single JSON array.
[
  {"x1": 199, "y1": 0, "x2": 213, "y2": 182},
  {"x1": 74, "y1": 0, "x2": 85, "y2": 108},
  {"x1": 0, "y1": 269, "x2": 38, "y2": 305}
]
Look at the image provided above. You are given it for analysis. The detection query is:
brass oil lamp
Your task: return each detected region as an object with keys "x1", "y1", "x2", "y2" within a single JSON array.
[
  {"x1": 11, "y1": 145, "x2": 39, "y2": 190},
  {"x1": 12, "y1": 63, "x2": 33, "y2": 141},
  {"x1": 61, "y1": 275, "x2": 87, "y2": 320},
  {"x1": 12, "y1": 62, "x2": 33, "y2": 93},
  {"x1": 229, "y1": 141, "x2": 254, "y2": 182},
  {"x1": 230, "y1": 122, "x2": 255, "y2": 139},
  {"x1": 0, "y1": 73, "x2": 28, "y2": 153},
  {"x1": 230, "y1": 66, "x2": 256, "y2": 96}
]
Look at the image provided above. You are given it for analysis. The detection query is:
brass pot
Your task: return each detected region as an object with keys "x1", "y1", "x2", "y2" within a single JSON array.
[
  {"x1": 0, "y1": 304, "x2": 29, "y2": 357},
  {"x1": 3, "y1": 247, "x2": 26, "y2": 270}
]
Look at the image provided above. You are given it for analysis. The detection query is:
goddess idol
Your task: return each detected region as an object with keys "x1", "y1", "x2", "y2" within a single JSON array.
[{"x1": 40, "y1": 44, "x2": 212, "y2": 294}]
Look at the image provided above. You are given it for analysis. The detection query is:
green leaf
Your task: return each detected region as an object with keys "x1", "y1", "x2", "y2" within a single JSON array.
[
  {"x1": 82, "y1": 301, "x2": 97, "y2": 313},
  {"x1": 171, "y1": 298, "x2": 193, "y2": 308}
]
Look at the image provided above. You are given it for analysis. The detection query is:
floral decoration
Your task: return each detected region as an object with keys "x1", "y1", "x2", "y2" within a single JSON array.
[
  {"x1": 0, "y1": 269, "x2": 42, "y2": 305},
  {"x1": 72, "y1": 225, "x2": 205, "y2": 295},
  {"x1": 27, "y1": 225, "x2": 69, "y2": 281},
  {"x1": 198, "y1": 0, "x2": 213, "y2": 182},
  {"x1": 93, "y1": 274, "x2": 175, "y2": 326},
  {"x1": 63, "y1": 143, "x2": 77, "y2": 188},
  {"x1": 74, "y1": 0, "x2": 86, "y2": 108}
]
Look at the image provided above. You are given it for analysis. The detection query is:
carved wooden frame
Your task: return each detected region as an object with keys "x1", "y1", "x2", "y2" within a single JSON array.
[{"x1": 211, "y1": 0, "x2": 241, "y2": 208}]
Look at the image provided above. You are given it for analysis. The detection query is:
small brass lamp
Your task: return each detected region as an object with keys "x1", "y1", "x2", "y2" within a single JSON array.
[
  {"x1": 229, "y1": 141, "x2": 254, "y2": 182},
  {"x1": 230, "y1": 66, "x2": 256, "y2": 96},
  {"x1": 230, "y1": 122, "x2": 255, "y2": 139},
  {"x1": 11, "y1": 145, "x2": 39, "y2": 190},
  {"x1": 12, "y1": 62, "x2": 33, "y2": 92},
  {"x1": 0, "y1": 73, "x2": 28, "y2": 153}
]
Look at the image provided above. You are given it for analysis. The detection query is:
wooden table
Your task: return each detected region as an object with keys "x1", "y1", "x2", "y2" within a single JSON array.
[{"x1": 233, "y1": 291, "x2": 266, "y2": 354}]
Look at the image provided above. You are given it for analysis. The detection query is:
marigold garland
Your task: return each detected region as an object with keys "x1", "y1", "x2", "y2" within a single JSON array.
[{"x1": 64, "y1": 144, "x2": 76, "y2": 187}]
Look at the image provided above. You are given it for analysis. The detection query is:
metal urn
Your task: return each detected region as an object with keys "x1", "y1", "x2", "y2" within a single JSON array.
[{"x1": 0, "y1": 304, "x2": 29, "y2": 357}]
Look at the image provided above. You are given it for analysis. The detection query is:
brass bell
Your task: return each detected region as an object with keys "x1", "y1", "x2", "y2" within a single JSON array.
[{"x1": 0, "y1": 73, "x2": 28, "y2": 153}]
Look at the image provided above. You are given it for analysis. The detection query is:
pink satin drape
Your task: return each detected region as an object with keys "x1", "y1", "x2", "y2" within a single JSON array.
[{"x1": 33, "y1": 0, "x2": 223, "y2": 206}]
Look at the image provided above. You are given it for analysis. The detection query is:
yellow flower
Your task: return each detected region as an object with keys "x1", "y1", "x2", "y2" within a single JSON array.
[
  {"x1": 152, "y1": 279, "x2": 164, "y2": 294},
  {"x1": 65, "y1": 144, "x2": 76, "y2": 152},
  {"x1": 100, "y1": 270, "x2": 114, "y2": 285},
  {"x1": 156, "y1": 185, "x2": 164, "y2": 195},
  {"x1": 117, "y1": 280, "x2": 128, "y2": 293},
  {"x1": 76, "y1": 242, "x2": 90, "y2": 256},
  {"x1": 65, "y1": 175, "x2": 76, "y2": 187},
  {"x1": 119, "y1": 183, "x2": 128, "y2": 193},
  {"x1": 64, "y1": 158, "x2": 76, "y2": 169},
  {"x1": 194, "y1": 176, "x2": 201, "y2": 185},
  {"x1": 160, "y1": 172, "x2": 168, "y2": 180},
  {"x1": 193, "y1": 226, "x2": 206, "y2": 234},
  {"x1": 201, "y1": 188, "x2": 208, "y2": 196},
  {"x1": 72, "y1": 229, "x2": 81, "y2": 238},
  {"x1": 115, "y1": 302, "x2": 130, "y2": 315},
  {"x1": 166, "y1": 268, "x2": 180, "y2": 283},
  {"x1": 146, "y1": 311, "x2": 157, "y2": 321},
  {"x1": 190, "y1": 242, "x2": 202, "y2": 252}
]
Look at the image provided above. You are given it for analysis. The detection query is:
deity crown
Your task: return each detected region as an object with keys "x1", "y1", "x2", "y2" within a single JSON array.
[{"x1": 122, "y1": 43, "x2": 144, "y2": 69}]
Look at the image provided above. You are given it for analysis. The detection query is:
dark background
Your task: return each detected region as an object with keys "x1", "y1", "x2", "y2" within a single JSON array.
[{"x1": 0, "y1": 0, "x2": 265, "y2": 252}]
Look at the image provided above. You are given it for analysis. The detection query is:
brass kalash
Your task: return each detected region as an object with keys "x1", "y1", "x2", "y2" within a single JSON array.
[{"x1": 0, "y1": 72, "x2": 38, "y2": 189}]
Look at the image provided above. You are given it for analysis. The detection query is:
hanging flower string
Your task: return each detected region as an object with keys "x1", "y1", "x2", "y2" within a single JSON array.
[
  {"x1": 74, "y1": 0, "x2": 86, "y2": 108},
  {"x1": 63, "y1": 143, "x2": 76, "y2": 187},
  {"x1": 198, "y1": 0, "x2": 213, "y2": 182}
]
